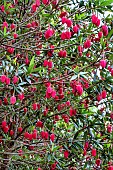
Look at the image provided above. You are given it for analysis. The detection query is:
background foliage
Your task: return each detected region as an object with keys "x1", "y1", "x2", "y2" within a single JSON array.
[{"x1": 0, "y1": 0, "x2": 113, "y2": 169}]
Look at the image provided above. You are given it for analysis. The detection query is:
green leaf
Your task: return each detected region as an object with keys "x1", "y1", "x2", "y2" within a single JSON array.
[
  {"x1": 70, "y1": 75, "x2": 77, "y2": 81},
  {"x1": 27, "y1": 56, "x2": 35, "y2": 74},
  {"x1": 18, "y1": 82, "x2": 27, "y2": 86},
  {"x1": 100, "y1": 37, "x2": 105, "y2": 49},
  {"x1": 4, "y1": 27, "x2": 7, "y2": 37},
  {"x1": 107, "y1": 29, "x2": 113, "y2": 39},
  {"x1": 4, "y1": 0, "x2": 6, "y2": 7},
  {"x1": 100, "y1": 0, "x2": 113, "y2": 6},
  {"x1": 52, "y1": 146, "x2": 60, "y2": 152},
  {"x1": 32, "y1": 66, "x2": 43, "y2": 73}
]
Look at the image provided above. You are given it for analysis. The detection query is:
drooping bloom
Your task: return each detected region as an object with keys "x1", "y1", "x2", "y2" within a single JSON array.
[
  {"x1": 73, "y1": 25, "x2": 79, "y2": 33},
  {"x1": 61, "y1": 31, "x2": 71, "y2": 40},
  {"x1": 91, "y1": 14, "x2": 100, "y2": 27},
  {"x1": 100, "y1": 59, "x2": 107, "y2": 68},
  {"x1": 102, "y1": 24, "x2": 108, "y2": 36},
  {"x1": 84, "y1": 39, "x2": 91, "y2": 49},
  {"x1": 13, "y1": 33, "x2": 18, "y2": 39},
  {"x1": 10, "y1": 95, "x2": 16, "y2": 105},
  {"x1": 58, "y1": 50, "x2": 67, "y2": 58},
  {"x1": 76, "y1": 85, "x2": 83, "y2": 96},
  {"x1": 91, "y1": 148, "x2": 96, "y2": 156},
  {"x1": 0, "y1": 75, "x2": 6, "y2": 83},
  {"x1": 36, "y1": 121, "x2": 43, "y2": 128},
  {"x1": 35, "y1": 0, "x2": 40, "y2": 7},
  {"x1": 59, "y1": 11, "x2": 67, "y2": 18},
  {"x1": 42, "y1": 0, "x2": 50, "y2": 5},
  {"x1": 13, "y1": 75, "x2": 19, "y2": 84},
  {"x1": 2, "y1": 21, "x2": 8, "y2": 29},
  {"x1": 101, "y1": 90, "x2": 107, "y2": 99},
  {"x1": 31, "y1": 3, "x2": 37, "y2": 13},
  {"x1": 18, "y1": 93, "x2": 24, "y2": 101},
  {"x1": 96, "y1": 159, "x2": 101, "y2": 166},
  {"x1": 98, "y1": 31, "x2": 103, "y2": 38},
  {"x1": 50, "y1": 133, "x2": 55, "y2": 142},
  {"x1": 7, "y1": 47, "x2": 15, "y2": 54},
  {"x1": 65, "y1": 19, "x2": 72, "y2": 27},
  {"x1": 44, "y1": 28, "x2": 54, "y2": 39},
  {"x1": 64, "y1": 150, "x2": 69, "y2": 159}
]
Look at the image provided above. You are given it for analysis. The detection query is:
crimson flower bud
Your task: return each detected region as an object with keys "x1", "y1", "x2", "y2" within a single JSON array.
[
  {"x1": 2, "y1": 21, "x2": 8, "y2": 28},
  {"x1": 84, "y1": 141, "x2": 89, "y2": 150},
  {"x1": 66, "y1": 100, "x2": 70, "y2": 107},
  {"x1": 44, "y1": 28, "x2": 54, "y2": 39},
  {"x1": 91, "y1": 14, "x2": 100, "y2": 27},
  {"x1": 36, "y1": 121, "x2": 43, "y2": 128},
  {"x1": 51, "y1": 90, "x2": 56, "y2": 98},
  {"x1": 26, "y1": 23, "x2": 32, "y2": 28},
  {"x1": 7, "y1": 47, "x2": 14, "y2": 54},
  {"x1": 51, "y1": 162, "x2": 57, "y2": 170},
  {"x1": 64, "y1": 150, "x2": 69, "y2": 159},
  {"x1": 18, "y1": 93, "x2": 24, "y2": 101},
  {"x1": 78, "y1": 45, "x2": 83, "y2": 52},
  {"x1": 24, "y1": 107, "x2": 27, "y2": 113},
  {"x1": 101, "y1": 90, "x2": 107, "y2": 99},
  {"x1": 37, "y1": 168, "x2": 42, "y2": 170},
  {"x1": 28, "y1": 134, "x2": 33, "y2": 141},
  {"x1": 76, "y1": 85, "x2": 83, "y2": 96},
  {"x1": 0, "y1": 5, "x2": 5, "y2": 12},
  {"x1": 32, "y1": 103, "x2": 38, "y2": 110},
  {"x1": 13, "y1": 76, "x2": 18, "y2": 84},
  {"x1": 97, "y1": 93, "x2": 102, "y2": 101},
  {"x1": 3, "y1": 126, "x2": 9, "y2": 133},
  {"x1": 18, "y1": 127, "x2": 23, "y2": 133},
  {"x1": 61, "y1": 32, "x2": 66, "y2": 40},
  {"x1": 5, "y1": 77, "x2": 10, "y2": 85},
  {"x1": 18, "y1": 149, "x2": 23, "y2": 156},
  {"x1": 110, "y1": 112, "x2": 113, "y2": 120},
  {"x1": 51, "y1": 0, "x2": 58, "y2": 5},
  {"x1": 24, "y1": 132, "x2": 30, "y2": 139},
  {"x1": 73, "y1": 25, "x2": 79, "y2": 33},
  {"x1": 10, "y1": 95, "x2": 16, "y2": 105},
  {"x1": 31, "y1": 3, "x2": 37, "y2": 13},
  {"x1": 59, "y1": 11, "x2": 67, "y2": 18},
  {"x1": 96, "y1": 159, "x2": 101, "y2": 166},
  {"x1": 66, "y1": 19, "x2": 72, "y2": 27},
  {"x1": 10, "y1": 130, "x2": 14, "y2": 136},
  {"x1": 10, "y1": 23, "x2": 16, "y2": 30},
  {"x1": 13, "y1": 33, "x2": 18, "y2": 39},
  {"x1": 50, "y1": 133, "x2": 55, "y2": 142},
  {"x1": 84, "y1": 39, "x2": 91, "y2": 49},
  {"x1": 102, "y1": 25, "x2": 108, "y2": 36},
  {"x1": 48, "y1": 61, "x2": 53, "y2": 68},
  {"x1": 65, "y1": 31, "x2": 71, "y2": 39},
  {"x1": 62, "y1": 17, "x2": 67, "y2": 24},
  {"x1": 44, "y1": 131, "x2": 49, "y2": 140},
  {"x1": 108, "y1": 166, "x2": 113, "y2": 170},
  {"x1": 91, "y1": 148, "x2": 96, "y2": 156},
  {"x1": 107, "y1": 124, "x2": 112, "y2": 133},
  {"x1": 69, "y1": 107, "x2": 76, "y2": 116},
  {"x1": 98, "y1": 31, "x2": 103, "y2": 38},
  {"x1": 2, "y1": 121, "x2": 7, "y2": 127},
  {"x1": 0, "y1": 75, "x2": 6, "y2": 83},
  {"x1": 43, "y1": 60, "x2": 48, "y2": 67},
  {"x1": 32, "y1": 132, "x2": 37, "y2": 139},
  {"x1": 35, "y1": 0, "x2": 40, "y2": 7},
  {"x1": 42, "y1": 0, "x2": 50, "y2": 5},
  {"x1": 100, "y1": 59, "x2": 107, "y2": 68}
]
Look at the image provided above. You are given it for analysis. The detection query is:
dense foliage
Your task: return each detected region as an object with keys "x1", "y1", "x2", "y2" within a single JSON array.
[{"x1": 0, "y1": 0, "x2": 113, "y2": 169}]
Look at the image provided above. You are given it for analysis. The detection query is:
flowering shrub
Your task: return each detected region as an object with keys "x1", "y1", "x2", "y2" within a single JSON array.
[{"x1": 0, "y1": 0, "x2": 113, "y2": 169}]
